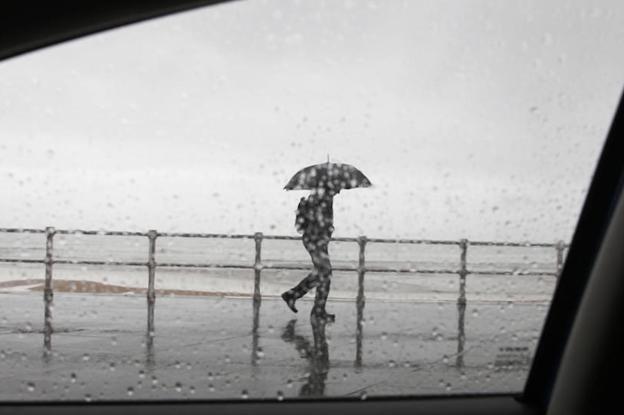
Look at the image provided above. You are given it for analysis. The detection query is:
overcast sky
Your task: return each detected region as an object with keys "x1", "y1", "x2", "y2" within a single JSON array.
[{"x1": 0, "y1": 0, "x2": 623, "y2": 242}]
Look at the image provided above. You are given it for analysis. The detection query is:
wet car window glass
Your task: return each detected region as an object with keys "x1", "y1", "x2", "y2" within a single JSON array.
[{"x1": 1, "y1": 0, "x2": 623, "y2": 402}]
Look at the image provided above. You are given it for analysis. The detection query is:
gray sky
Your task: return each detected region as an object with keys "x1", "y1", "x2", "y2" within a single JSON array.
[{"x1": 0, "y1": 0, "x2": 623, "y2": 241}]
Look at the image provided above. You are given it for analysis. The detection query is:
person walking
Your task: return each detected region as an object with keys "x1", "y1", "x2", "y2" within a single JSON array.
[
  {"x1": 282, "y1": 160, "x2": 372, "y2": 320},
  {"x1": 281, "y1": 186, "x2": 339, "y2": 321}
]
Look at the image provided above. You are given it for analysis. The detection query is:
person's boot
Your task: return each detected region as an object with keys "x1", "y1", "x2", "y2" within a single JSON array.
[{"x1": 281, "y1": 290, "x2": 298, "y2": 313}]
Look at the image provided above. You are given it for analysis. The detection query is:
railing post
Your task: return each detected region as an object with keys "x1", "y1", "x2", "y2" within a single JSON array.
[
  {"x1": 253, "y1": 232, "x2": 263, "y2": 302},
  {"x1": 355, "y1": 235, "x2": 367, "y2": 368},
  {"x1": 555, "y1": 240, "x2": 565, "y2": 278},
  {"x1": 43, "y1": 226, "x2": 55, "y2": 354},
  {"x1": 147, "y1": 230, "x2": 157, "y2": 337},
  {"x1": 251, "y1": 232, "x2": 263, "y2": 366},
  {"x1": 456, "y1": 238, "x2": 468, "y2": 368}
]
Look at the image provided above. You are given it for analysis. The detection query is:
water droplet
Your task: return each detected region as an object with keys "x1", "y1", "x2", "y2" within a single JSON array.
[
  {"x1": 276, "y1": 390, "x2": 284, "y2": 401},
  {"x1": 70, "y1": 373, "x2": 77, "y2": 383},
  {"x1": 127, "y1": 387, "x2": 134, "y2": 396},
  {"x1": 359, "y1": 391, "x2": 368, "y2": 400},
  {"x1": 27, "y1": 382, "x2": 35, "y2": 392},
  {"x1": 241, "y1": 389, "x2": 249, "y2": 399}
]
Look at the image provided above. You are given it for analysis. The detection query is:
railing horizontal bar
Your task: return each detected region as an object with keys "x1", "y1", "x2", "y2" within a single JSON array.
[
  {"x1": 0, "y1": 258, "x2": 44, "y2": 263},
  {"x1": 469, "y1": 241, "x2": 568, "y2": 248},
  {"x1": 156, "y1": 263, "x2": 254, "y2": 269},
  {"x1": 53, "y1": 260, "x2": 148, "y2": 266},
  {"x1": 157, "y1": 232, "x2": 255, "y2": 239},
  {"x1": 0, "y1": 228, "x2": 45, "y2": 234},
  {"x1": 258, "y1": 235, "x2": 303, "y2": 241},
  {"x1": 262, "y1": 264, "x2": 356, "y2": 271},
  {"x1": 0, "y1": 227, "x2": 568, "y2": 248},
  {"x1": 366, "y1": 238, "x2": 460, "y2": 245},
  {"x1": 471, "y1": 270, "x2": 558, "y2": 276},
  {"x1": 0, "y1": 257, "x2": 560, "y2": 276},
  {"x1": 365, "y1": 268, "x2": 459, "y2": 274},
  {"x1": 55, "y1": 230, "x2": 148, "y2": 237}
]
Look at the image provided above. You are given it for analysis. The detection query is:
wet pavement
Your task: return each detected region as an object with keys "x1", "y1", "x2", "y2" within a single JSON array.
[{"x1": 0, "y1": 292, "x2": 548, "y2": 401}]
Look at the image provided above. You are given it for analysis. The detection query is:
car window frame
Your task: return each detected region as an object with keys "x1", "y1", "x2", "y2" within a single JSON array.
[{"x1": 1, "y1": 1, "x2": 623, "y2": 414}]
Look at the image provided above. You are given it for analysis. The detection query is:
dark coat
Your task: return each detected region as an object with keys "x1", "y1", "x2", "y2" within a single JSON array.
[{"x1": 295, "y1": 194, "x2": 334, "y2": 240}]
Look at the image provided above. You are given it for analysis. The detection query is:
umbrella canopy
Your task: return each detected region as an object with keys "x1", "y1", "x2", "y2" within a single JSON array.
[{"x1": 284, "y1": 162, "x2": 372, "y2": 190}]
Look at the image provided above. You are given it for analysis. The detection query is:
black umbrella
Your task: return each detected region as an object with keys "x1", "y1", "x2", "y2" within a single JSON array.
[{"x1": 284, "y1": 161, "x2": 372, "y2": 190}]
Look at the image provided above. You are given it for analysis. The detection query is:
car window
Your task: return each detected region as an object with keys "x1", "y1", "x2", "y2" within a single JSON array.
[{"x1": 1, "y1": 0, "x2": 623, "y2": 402}]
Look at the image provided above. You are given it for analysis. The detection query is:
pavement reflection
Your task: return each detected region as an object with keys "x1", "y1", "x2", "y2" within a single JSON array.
[{"x1": 281, "y1": 317, "x2": 330, "y2": 397}]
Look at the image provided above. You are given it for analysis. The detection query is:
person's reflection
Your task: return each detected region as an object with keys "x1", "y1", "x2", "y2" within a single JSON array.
[{"x1": 281, "y1": 317, "x2": 329, "y2": 397}]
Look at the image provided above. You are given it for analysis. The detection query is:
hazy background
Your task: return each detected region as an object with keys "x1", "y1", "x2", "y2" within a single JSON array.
[{"x1": 1, "y1": 0, "x2": 623, "y2": 242}]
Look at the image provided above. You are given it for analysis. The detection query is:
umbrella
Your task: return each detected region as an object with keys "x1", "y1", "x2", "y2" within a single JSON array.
[{"x1": 284, "y1": 161, "x2": 372, "y2": 190}]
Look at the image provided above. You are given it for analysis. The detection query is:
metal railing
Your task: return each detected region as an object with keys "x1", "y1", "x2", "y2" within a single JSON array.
[{"x1": 0, "y1": 227, "x2": 567, "y2": 367}]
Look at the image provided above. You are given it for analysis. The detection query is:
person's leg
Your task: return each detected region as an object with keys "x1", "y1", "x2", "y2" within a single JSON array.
[
  {"x1": 284, "y1": 268, "x2": 319, "y2": 298},
  {"x1": 311, "y1": 243, "x2": 334, "y2": 320},
  {"x1": 282, "y1": 238, "x2": 322, "y2": 312}
]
